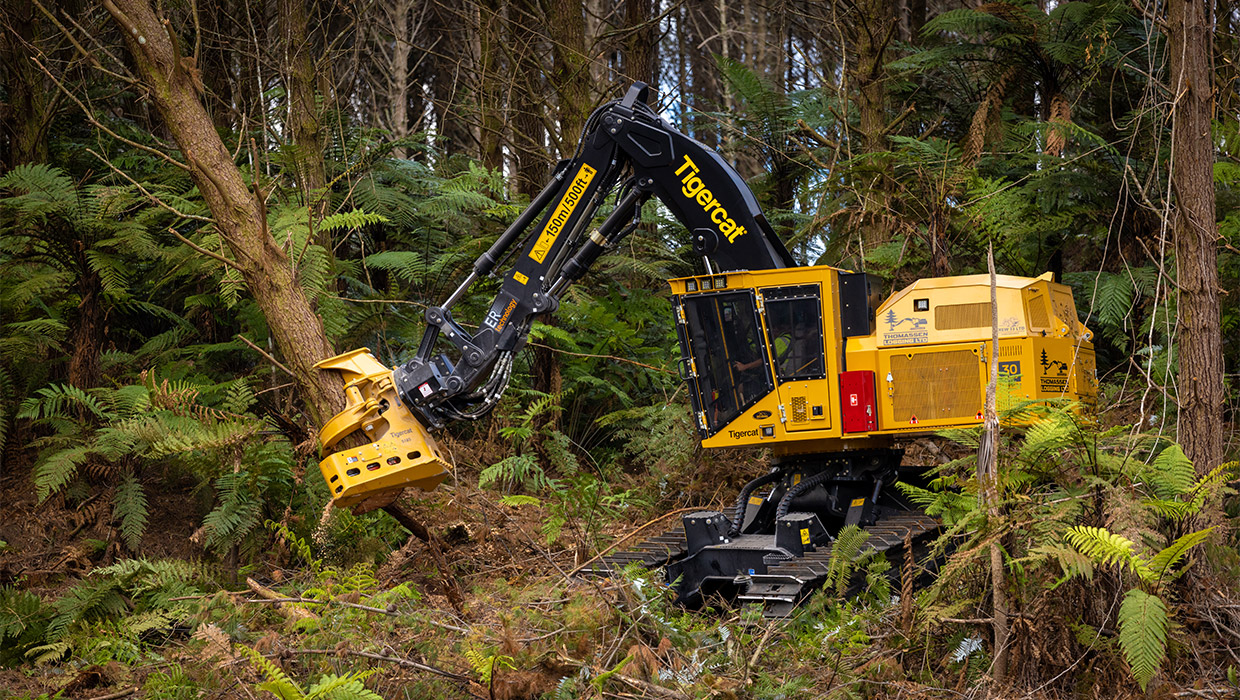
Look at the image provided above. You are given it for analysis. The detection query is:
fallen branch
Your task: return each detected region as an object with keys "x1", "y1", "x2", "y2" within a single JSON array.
[
  {"x1": 289, "y1": 647, "x2": 472, "y2": 682},
  {"x1": 245, "y1": 577, "x2": 316, "y2": 621}
]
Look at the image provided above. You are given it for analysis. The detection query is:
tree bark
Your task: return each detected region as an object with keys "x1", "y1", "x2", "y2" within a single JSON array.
[
  {"x1": 0, "y1": 0, "x2": 52, "y2": 167},
  {"x1": 850, "y1": 0, "x2": 897, "y2": 249},
  {"x1": 278, "y1": 0, "x2": 328, "y2": 215},
  {"x1": 66, "y1": 270, "x2": 103, "y2": 390},
  {"x1": 545, "y1": 0, "x2": 591, "y2": 154},
  {"x1": 510, "y1": 0, "x2": 549, "y2": 196},
  {"x1": 1167, "y1": 0, "x2": 1224, "y2": 474},
  {"x1": 104, "y1": 0, "x2": 346, "y2": 426}
]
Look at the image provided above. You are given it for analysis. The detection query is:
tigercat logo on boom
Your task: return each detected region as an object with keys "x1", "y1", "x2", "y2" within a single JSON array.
[
  {"x1": 530, "y1": 164, "x2": 597, "y2": 263},
  {"x1": 676, "y1": 156, "x2": 748, "y2": 243}
]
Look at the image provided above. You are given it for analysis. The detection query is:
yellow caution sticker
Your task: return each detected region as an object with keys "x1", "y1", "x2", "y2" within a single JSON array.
[
  {"x1": 850, "y1": 497, "x2": 866, "y2": 508},
  {"x1": 530, "y1": 164, "x2": 597, "y2": 263},
  {"x1": 748, "y1": 496, "x2": 763, "y2": 505},
  {"x1": 800, "y1": 528, "x2": 810, "y2": 545},
  {"x1": 793, "y1": 473, "x2": 802, "y2": 486},
  {"x1": 513, "y1": 271, "x2": 529, "y2": 285}
]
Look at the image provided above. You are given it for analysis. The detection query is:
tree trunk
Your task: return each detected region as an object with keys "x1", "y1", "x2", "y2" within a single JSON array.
[
  {"x1": 545, "y1": 0, "x2": 591, "y2": 155},
  {"x1": 279, "y1": 0, "x2": 328, "y2": 215},
  {"x1": 66, "y1": 270, "x2": 103, "y2": 390},
  {"x1": 0, "y1": 0, "x2": 52, "y2": 168},
  {"x1": 850, "y1": 0, "x2": 896, "y2": 249},
  {"x1": 510, "y1": 0, "x2": 549, "y2": 196},
  {"x1": 1167, "y1": 0, "x2": 1224, "y2": 475},
  {"x1": 104, "y1": 0, "x2": 346, "y2": 426},
  {"x1": 477, "y1": 0, "x2": 505, "y2": 170},
  {"x1": 623, "y1": 0, "x2": 657, "y2": 87}
]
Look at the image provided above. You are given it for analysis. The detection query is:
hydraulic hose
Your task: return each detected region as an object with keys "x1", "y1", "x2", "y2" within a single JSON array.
[
  {"x1": 775, "y1": 469, "x2": 836, "y2": 521},
  {"x1": 727, "y1": 469, "x2": 783, "y2": 537}
]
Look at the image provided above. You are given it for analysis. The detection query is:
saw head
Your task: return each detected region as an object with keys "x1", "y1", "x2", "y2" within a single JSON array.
[{"x1": 315, "y1": 349, "x2": 451, "y2": 510}]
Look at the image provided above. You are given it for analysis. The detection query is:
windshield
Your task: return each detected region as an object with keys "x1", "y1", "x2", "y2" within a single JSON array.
[{"x1": 682, "y1": 292, "x2": 772, "y2": 434}]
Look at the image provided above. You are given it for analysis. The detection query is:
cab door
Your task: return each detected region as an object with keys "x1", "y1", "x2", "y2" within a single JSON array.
[
  {"x1": 676, "y1": 290, "x2": 773, "y2": 437},
  {"x1": 760, "y1": 285, "x2": 830, "y2": 432}
]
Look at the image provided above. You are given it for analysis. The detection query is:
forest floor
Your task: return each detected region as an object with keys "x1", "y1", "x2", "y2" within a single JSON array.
[{"x1": 0, "y1": 430, "x2": 1233, "y2": 700}]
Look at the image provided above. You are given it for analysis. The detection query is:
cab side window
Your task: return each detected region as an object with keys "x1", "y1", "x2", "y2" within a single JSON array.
[{"x1": 763, "y1": 289, "x2": 825, "y2": 383}]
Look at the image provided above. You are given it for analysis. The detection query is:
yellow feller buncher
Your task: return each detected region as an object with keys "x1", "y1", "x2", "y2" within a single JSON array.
[{"x1": 315, "y1": 83, "x2": 1096, "y2": 615}]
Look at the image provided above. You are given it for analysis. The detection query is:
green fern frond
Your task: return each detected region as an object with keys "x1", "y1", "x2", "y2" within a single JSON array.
[
  {"x1": 1030, "y1": 544, "x2": 1095, "y2": 583},
  {"x1": 827, "y1": 525, "x2": 871, "y2": 595},
  {"x1": 1147, "y1": 528, "x2": 1214, "y2": 583},
  {"x1": 241, "y1": 644, "x2": 305, "y2": 700},
  {"x1": 499, "y1": 495, "x2": 542, "y2": 507},
  {"x1": 32, "y1": 445, "x2": 90, "y2": 502},
  {"x1": 363, "y1": 250, "x2": 425, "y2": 284},
  {"x1": 1117, "y1": 588, "x2": 1167, "y2": 690},
  {"x1": 305, "y1": 671, "x2": 382, "y2": 700},
  {"x1": 115, "y1": 473, "x2": 150, "y2": 550},
  {"x1": 1065, "y1": 526, "x2": 1148, "y2": 577},
  {"x1": 318, "y1": 208, "x2": 388, "y2": 233}
]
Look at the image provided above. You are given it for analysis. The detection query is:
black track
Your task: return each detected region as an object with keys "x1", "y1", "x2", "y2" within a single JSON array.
[{"x1": 579, "y1": 510, "x2": 940, "y2": 617}]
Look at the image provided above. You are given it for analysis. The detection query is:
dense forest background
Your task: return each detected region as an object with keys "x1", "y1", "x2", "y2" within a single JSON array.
[{"x1": 0, "y1": 0, "x2": 1238, "y2": 697}]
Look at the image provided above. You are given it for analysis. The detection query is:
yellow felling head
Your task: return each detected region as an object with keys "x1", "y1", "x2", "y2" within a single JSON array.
[{"x1": 315, "y1": 349, "x2": 451, "y2": 509}]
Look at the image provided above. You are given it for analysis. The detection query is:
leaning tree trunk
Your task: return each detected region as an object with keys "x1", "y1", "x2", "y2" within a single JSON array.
[
  {"x1": 1167, "y1": 0, "x2": 1224, "y2": 475},
  {"x1": 104, "y1": 0, "x2": 345, "y2": 426}
]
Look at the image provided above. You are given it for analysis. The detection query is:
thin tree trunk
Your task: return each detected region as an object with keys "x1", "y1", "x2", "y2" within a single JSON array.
[
  {"x1": 279, "y1": 0, "x2": 328, "y2": 216},
  {"x1": 980, "y1": 244, "x2": 1008, "y2": 681},
  {"x1": 67, "y1": 271, "x2": 103, "y2": 390},
  {"x1": 105, "y1": 0, "x2": 346, "y2": 427},
  {"x1": 1167, "y1": 0, "x2": 1224, "y2": 475},
  {"x1": 511, "y1": 0, "x2": 549, "y2": 196}
]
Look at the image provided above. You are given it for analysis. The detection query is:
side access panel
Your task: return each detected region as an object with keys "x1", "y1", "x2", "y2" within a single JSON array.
[
  {"x1": 839, "y1": 370, "x2": 878, "y2": 433},
  {"x1": 878, "y1": 343, "x2": 986, "y2": 430}
]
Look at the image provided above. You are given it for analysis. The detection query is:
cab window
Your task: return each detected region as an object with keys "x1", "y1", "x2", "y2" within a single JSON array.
[
  {"x1": 763, "y1": 288, "x2": 825, "y2": 383},
  {"x1": 682, "y1": 292, "x2": 772, "y2": 433}
]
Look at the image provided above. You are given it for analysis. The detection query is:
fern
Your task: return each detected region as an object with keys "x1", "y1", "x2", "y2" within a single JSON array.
[
  {"x1": 115, "y1": 473, "x2": 150, "y2": 550},
  {"x1": 0, "y1": 587, "x2": 49, "y2": 666},
  {"x1": 826, "y1": 525, "x2": 871, "y2": 596},
  {"x1": 202, "y1": 471, "x2": 264, "y2": 555},
  {"x1": 318, "y1": 208, "x2": 389, "y2": 233},
  {"x1": 31, "y1": 446, "x2": 90, "y2": 502},
  {"x1": 1117, "y1": 589, "x2": 1167, "y2": 690}
]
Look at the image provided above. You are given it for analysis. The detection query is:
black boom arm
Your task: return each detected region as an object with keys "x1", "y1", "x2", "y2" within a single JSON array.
[{"x1": 392, "y1": 82, "x2": 797, "y2": 427}]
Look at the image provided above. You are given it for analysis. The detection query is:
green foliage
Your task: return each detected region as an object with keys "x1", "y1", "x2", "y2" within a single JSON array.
[
  {"x1": 826, "y1": 525, "x2": 872, "y2": 596},
  {"x1": 242, "y1": 645, "x2": 384, "y2": 700},
  {"x1": 114, "y1": 473, "x2": 150, "y2": 551},
  {"x1": 1117, "y1": 589, "x2": 1167, "y2": 691},
  {"x1": 23, "y1": 559, "x2": 200, "y2": 665},
  {"x1": 0, "y1": 587, "x2": 50, "y2": 666}
]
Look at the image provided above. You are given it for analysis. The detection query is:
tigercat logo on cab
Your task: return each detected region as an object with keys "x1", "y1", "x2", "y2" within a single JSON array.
[
  {"x1": 529, "y1": 164, "x2": 597, "y2": 263},
  {"x1": 676, "y1": 156, "x2": 748, "y2": 243},
  {"x1": 728, "y1": 428, "x2": 761, "y2": 440}
]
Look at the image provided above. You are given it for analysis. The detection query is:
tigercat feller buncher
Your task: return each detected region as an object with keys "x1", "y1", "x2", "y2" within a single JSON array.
[{"x1": 315, "y1": 83, "x2": 1097, "y2": 616}]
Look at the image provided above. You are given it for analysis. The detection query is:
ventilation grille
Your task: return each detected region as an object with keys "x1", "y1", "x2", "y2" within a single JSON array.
[
  {"x1": 1000, "y1": 343, "x2": 1023, "y2": 358},
  {"x1": 935, "y1": 303, "x2": 991, "y2": 330},
  {"x1": 790, "y1": 396, "x2": 808, "y2": 423},
  {"x1": 1027, "y1": 294, "x2": 1050, "y2": 329},
  {"x1": 891, "y1": 350, "x2": 982, "y2": 421}
]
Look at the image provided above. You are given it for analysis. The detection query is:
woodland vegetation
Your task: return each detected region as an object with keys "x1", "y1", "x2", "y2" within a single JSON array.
[{"x1": 0, "y1": 0, "x2": 1238, "y2": 697}]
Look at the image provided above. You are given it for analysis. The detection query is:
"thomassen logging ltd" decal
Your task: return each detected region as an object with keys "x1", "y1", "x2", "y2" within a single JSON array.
[
  {"x1": 676, "y1": 156, "x2": 749, "y2": 243},
  {"x1": 529, "y1": 164, "x2": 597, "y2": 264}
]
